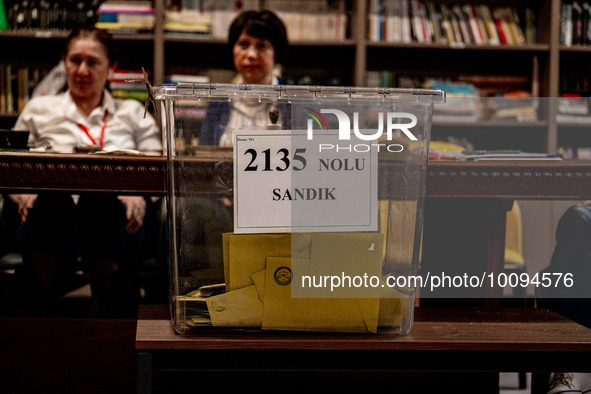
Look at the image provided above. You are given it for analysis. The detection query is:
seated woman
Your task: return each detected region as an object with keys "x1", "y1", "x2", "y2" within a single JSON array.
[
  {"x1": 199, "y1": 10, "x2": 290, "y2": 146},
  {"x1": 8, "y1": 26, "x2": 162, "y2": 317},
  {"x1": 177, "y1": 11, "x2": 289, "y2": 286}
]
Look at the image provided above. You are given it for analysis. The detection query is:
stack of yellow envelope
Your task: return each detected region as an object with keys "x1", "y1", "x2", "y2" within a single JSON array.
[{"x1": 203, "y1": 232, "x2": 412, "y2": 333}]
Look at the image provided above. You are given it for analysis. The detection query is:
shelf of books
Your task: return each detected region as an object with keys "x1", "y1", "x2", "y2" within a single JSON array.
[
  {"x1": 0, "y1": 63, "x2": 50, "y2": 115},
  {"x1": 367, "y1": 41, "x2": 549, "y2": 51},
  {"x1": 161, "y1": 0, "x2": 349, "y2": 42},
  {"x1": 0, "y1": 30, "x2": 68, "y2": 39},
  {"x1": 367, "y1": 1, "x2": 540, "y2": 47}
]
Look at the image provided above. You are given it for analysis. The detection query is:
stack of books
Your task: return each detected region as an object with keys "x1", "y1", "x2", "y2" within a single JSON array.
[
  {"x1": 488, "y1": 92, "x2": 539, "y2": 123},
  {"x1": 95, "y1": 1, "x2": 154, "y2": 34},
  {"x1": 456, "y1": 75, "x2": 538, "y2": 123},
  {"x1": 556, "y1": 95, "x2": 591, "y2": 124},
  {"x1": 368, "y1": 1, "x2": 534, "y2": 46},
  {"x1": 165, "y1": 0, "x2": 258, "y2": 39},
  {"x1": 109, "y1": 70, "x2": 149, "y2": 103},
  {"x1": 165, "y1": 10, "x2": 213, "y2": 38},
  {"x1": 165, "y1": 74, "x2": 210, "y2": 84},
  {"x1": 556, "y1": 75, "x2": 591, "y2": 123},
  {"x1": 428, "y1": 81, "x2": 481, "y2": 123}
]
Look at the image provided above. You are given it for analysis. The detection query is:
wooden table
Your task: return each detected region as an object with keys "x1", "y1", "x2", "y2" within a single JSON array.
[
  {"x1": 2, "y1": 152, "x2": 591, "y2": 199},
  {"x1": 136, "y1": 305, "x2": 591, "y2": 393}
]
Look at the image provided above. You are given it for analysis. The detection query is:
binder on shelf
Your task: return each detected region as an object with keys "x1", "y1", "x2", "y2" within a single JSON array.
[
  {"x1": 492, "y1": 7, "x2": 512, "y2": 45},
  {"x1": 462, "y1": 5, "x2": 484, "y2": 45},
  {"x1": 507, "y1": 7, "x2": 526, "y2": 45},
  {"x1": 439, "y1": 4, "x2": 455, "y2": 44},
  {"x1": 564, "y1": 3, "x2": 574, "y2": 46},
  {"x1": 478, "y1": 5, "x2": 500, "y2": 45},
  {"x1": 452, "y1": 5, "x2": 472, "y2": 44},
  {"x1": 573, "y1": 2, "x2": 584, "y2": 45},
  {"x1": 418, "y1": 0, "x2": 432, "y2": 43},
  {"x1": 385, "y1": 0, "x2": 400, "y2": 43},
  {"x1": 582, "y1": 3, "x2": 591, "y2": 45},
  {"x1": 524, "y1": 7, "x2": 537, "y2": 44},
  {"x1": 410, "y1": 0, "x2": 425, "y2": 43},
  {"x1": 400, "y1": 0, "x2": 412, "y2": 43},
  {"x1": 448, "y1": 5, "x2": 463, "y2": 44},
  {"x1": 428, "y1": 2, "x2": 445, "y2": 44},
  {"x1": 369, "y1": 0, "x2": 382, "y2": 41}
]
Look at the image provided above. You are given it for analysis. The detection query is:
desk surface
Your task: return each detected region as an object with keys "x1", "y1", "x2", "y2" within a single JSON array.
[
  {"x1": 136, "y1": 305, "x2": 591, "y2": 372},
  {"x1": 137, "y1": 304, "x2": 591, "y2": 352},
  {"x1": 2, "y1": 152, "x2": 591, "y2": 198}
]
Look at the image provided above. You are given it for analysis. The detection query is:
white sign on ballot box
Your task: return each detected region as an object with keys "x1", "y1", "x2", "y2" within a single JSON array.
[{"x1": 233, "y1": 130, "x2": 378, "y2": 234}]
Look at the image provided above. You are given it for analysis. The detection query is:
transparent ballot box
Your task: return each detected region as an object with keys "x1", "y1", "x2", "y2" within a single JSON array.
[{"x1": 155, "y1": 83, "x2": 445, "y2": 334}]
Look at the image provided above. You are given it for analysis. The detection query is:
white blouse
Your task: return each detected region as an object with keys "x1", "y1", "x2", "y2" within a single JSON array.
[{"x1": 14, "y1": 89, "x2": 162, "y2": 155}]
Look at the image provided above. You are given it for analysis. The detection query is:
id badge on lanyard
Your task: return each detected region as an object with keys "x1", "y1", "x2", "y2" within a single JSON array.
[{"x1": 77, "y1": 110, "x2": 108, "y2": 152}]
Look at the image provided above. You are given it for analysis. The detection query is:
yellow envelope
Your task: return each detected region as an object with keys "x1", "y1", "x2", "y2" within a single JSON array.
[
  {"x1": 305, "y1": 232, "x2": 384, "y2": 299},
  {"x1": 306, "y1": 232, "x2": 384, "y2": 332},
  {"x1": 261, "y1": 257, "x2": 311, "y2": 331},
  {"x1": 262, "y1": 257, "x2": 378, "y2": 333},
  {"x1": 224, "y1": 233, "x2": 311, "y2": 292},
  {"x1": 205, "y1": 285, "x2": 263, "y2": 327},
  {"x1": 251, "y1": 269, "x2": 266, "y2": 298}
]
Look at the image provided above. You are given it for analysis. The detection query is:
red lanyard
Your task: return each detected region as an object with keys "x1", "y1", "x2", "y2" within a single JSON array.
[{"x1": 78, "y1": 110, "x2": 108, "y2": 147}]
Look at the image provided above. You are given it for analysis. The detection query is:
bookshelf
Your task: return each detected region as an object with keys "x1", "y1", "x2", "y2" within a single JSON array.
[{"x1": 0, "y1": 0, "x2": 589, "y2": 154}]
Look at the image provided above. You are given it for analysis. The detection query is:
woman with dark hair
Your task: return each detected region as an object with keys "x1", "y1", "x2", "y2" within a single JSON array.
[
  {"x1": 200, "y1": 10, "x2": 289, "y2": 146},
  {"x1": 7, "y1": 26, "x2": 162, "y2": 317},
  {"x1": 228, "y1": 10, "x2": 288, "y2": 85},
  {"x1": 183, "y1": 11, "x2": 289, "y2": 282}
]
